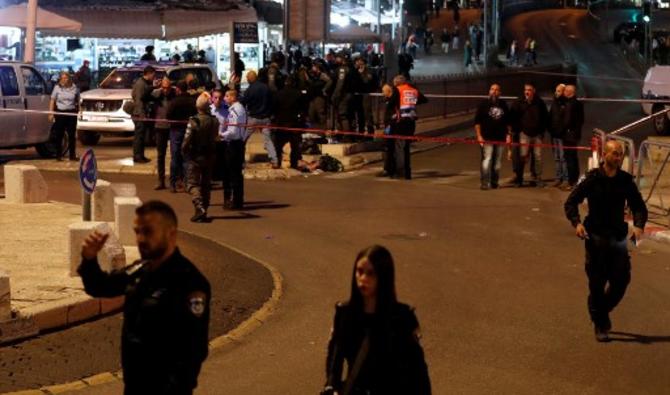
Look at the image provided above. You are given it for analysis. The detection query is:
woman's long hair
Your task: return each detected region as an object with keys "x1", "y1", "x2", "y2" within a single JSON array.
[{"x1": 348, "y1": 245, "x2": 397, "y2": 316}]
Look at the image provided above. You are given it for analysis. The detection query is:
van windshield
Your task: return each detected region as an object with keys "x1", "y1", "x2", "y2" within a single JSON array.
[{"x1": 99, "y1": 70, "x2": 165, "y2": 89}]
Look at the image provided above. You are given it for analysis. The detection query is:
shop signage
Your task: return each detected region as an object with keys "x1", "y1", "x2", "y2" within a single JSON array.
[{"x1": 234, "y1": 22, "x2": 259, "y2": 44}]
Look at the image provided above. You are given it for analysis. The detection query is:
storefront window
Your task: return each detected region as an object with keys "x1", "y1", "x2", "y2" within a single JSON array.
[{"x1": 0, "y1": 27, "x2": 22, "y2": 61}]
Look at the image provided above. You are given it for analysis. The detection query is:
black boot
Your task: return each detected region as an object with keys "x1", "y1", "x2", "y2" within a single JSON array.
[{"x1": 190, "y1": 207, "x2": 207, "y2": 223}]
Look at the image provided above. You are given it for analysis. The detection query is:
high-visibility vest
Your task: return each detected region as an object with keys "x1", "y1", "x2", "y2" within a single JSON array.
[{"x1": 397, "y1": 83, "x2": 419, "y2": 119}]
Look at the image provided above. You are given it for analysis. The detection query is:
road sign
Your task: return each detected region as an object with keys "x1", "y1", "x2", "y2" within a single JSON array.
[{"x1": 79, "y1": 148, "x2": 97, "y2": 195}]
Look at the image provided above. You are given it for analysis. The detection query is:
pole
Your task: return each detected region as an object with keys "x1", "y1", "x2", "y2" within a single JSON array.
[
  {"x1": 377, "y1": 0, "x2": 382, "y2": 35},
  {"x1": 82, "y1": 190, "x2": 91, "y2": 221},
  {"x1": 483, "y1": 0, "x2": 488, "y2": 67},
  {"x1": 493, "y1": 0, "x2": 499, "y2": 47},
  {"x1": 24, "y1": 0, "x2": 38, "y2": 63}
]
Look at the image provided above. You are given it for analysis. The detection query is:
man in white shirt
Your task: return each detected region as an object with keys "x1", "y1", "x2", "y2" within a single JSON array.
[{"x1": 219, "y1": 90, "x2": 247, "y2": 210}]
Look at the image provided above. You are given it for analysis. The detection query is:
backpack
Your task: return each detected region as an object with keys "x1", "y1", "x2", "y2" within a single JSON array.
[{"x1": 319, "y1": 154, "x2": 344, "y2": 172}]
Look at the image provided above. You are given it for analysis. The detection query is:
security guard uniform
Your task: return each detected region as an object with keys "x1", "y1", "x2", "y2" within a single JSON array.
[
  {"x1": 78, "y1": 249, "x2": 211, "y2": 395},
  {"x1": 183, "y1": 113, "x2": 219, "y2": 221}
]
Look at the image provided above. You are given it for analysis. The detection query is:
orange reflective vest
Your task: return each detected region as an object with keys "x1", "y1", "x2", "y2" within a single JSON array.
[{"x1": 396, "y1": 83, "x2": 419, "y2": 120}]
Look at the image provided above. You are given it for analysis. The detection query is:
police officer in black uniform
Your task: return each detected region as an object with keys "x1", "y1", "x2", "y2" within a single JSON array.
[
  {"x1": 564, "y1": 140, "x2": 647, "y2": 342},
  {"x1": 78, "y1": 200, "x2": 211, "y2": 395}
]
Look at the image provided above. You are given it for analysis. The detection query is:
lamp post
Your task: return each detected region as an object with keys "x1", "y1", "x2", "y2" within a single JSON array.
[{"x1": 24, "y1": 0, "x2": 38, "y2": 63}]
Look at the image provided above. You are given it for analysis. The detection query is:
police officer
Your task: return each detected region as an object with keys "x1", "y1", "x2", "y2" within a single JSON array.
[
  {"x1": 331, "y1": 53, "x2": 354, "y2": 135},
  {"x1": 131, "y1": 65, "x2": 156, "y2": 163},
  {"x1": 78, "y1": 200, "x2": 211, "y2": 394},
  {"x1": 564, "y1": 140, "x2": 647, "y2": 342},
  {"x1": 183, "y1": 92, "x2": 219, "y2": 223},
  {"x1": 387, "y1": 75, "x2": 427, "y2": 180}
]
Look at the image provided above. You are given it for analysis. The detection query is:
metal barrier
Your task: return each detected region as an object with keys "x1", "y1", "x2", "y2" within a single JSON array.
[{"x1": 636, "y1": 139, "x2": 670, "y2": 225}]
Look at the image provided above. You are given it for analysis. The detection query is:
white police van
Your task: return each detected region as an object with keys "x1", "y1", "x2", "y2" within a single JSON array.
[
  {"x1": 641, "y1": 65, "x2": 670, "y2": 135},
  {"x1": 0, "y1": 61, "x2": 57, "y2": 157},
  {"x1": 77, "y1": 62, "x2": 221, "y2": 145}
]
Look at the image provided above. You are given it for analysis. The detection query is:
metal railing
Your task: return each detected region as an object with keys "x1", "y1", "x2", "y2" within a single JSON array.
[
  {"x1": 636, "y1": 139, "x2": 670, "y2": 224},
  {"x1": 592, "y1": 128, "x2": 637, "y2": 174}
]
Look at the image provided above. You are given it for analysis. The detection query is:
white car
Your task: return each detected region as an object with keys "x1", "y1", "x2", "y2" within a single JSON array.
[
  {"x1": 77, "y1": 62, "x2": 221, "y2": 145},
  {"x1": 0, "y1": 61, "x2": 57, "y2": 157},
  {"x1": 641, "y1": 65, "x2": 670, "y2": 135}
]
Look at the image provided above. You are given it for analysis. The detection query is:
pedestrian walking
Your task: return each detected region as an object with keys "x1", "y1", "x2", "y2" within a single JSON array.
[
  {"x1": 73, "y1": 60, "x2": 92, "y2": 92},
  {"x1": 549, "y1": 83, "x2": 568, "y2": 188},
  {"x1": 321, "y1": 245, "x2": 431, "y2": 395},
  {"x1": 475, "y1": 83, "x2": 512, "y2": 190},
  {"x1": 398, "y1": 52, "x2": 414, "y2": 80},
  {"x1": 523, "y1": 38, "x2": 533, "y2": 66},
  {"x1": 507, "y1": 40, "x2": 519, "y2": 66},
  {"x1": 424, "y1": 28, "x2": 434, "y2": 55},
  {"x1": 49, "y1": 71, "x2": 79, "y2": 161},
  {"x1": 452, "y1": 25, "x2": 460, "y2": 50},
  {"x1": 564, "y1": 140, "x2": 647, "y2": 342},
  {"x1": 131, "y1": 65, "x2": 156, "y2": 163},
  {"x1": 220, "y1": 89, "x2": 247, "y2": 210},
  {"x1": 241, "y1": 70, "x2": 275, "y2": 167},
  {"x1": 78, "y1": 200, "x2": 211, "y2": 394},
  {"x1": 272, "y1": 76, "x2": 306, "y2": 169},
  {"x1": 166, "y1": 81, "x2": 197, "y2": 192},
  {"x1": 151, "y1": 78, "x2": 176, "y2": 190},
  {"x1": 530, "y1": 38, "x2": 538, "y2": 65},
  {"x1": 464, "y1": 39, "x2": 473, "y2": 69},
  {"x1": 183, "y1": 93, "x2": 219, "y2": 223},
  {"x1": 441, "y1": 28, "x2": 451, "y2": 54},
  {"x1": 510, "y1": 82, "x2": 548, "y2": 187},
  {"x1": 386, "y1": 75, "x2": 427, "y2": 180},
  {"x1": 562, "y1": 84, "x2": 584, "y2": 189}
]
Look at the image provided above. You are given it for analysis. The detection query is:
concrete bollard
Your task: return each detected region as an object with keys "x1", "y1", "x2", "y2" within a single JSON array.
[
  {"x1": 115, "y1": 196, "x2": 141, "y2": 246},
  {"x1": 3, "y1": 164, "x2": 48, "y2": 203},
  {"x1": 0, "y1": 270, "x2": 10, "y2": 321},
  {"x1": 92, "y1": 181, "x2": 137, "y2": 222}
]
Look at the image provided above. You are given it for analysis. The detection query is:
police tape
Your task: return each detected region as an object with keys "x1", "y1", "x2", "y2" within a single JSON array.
[
  {"x1": 0, "y1": 106, "x2": 595, "y2": 151},
  {"x1": 364, "y1": 92, "x2": 670, "y2": 104}
]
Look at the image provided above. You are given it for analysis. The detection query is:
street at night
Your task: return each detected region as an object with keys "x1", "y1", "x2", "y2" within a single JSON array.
[{"x1": 1, "y1": 1, "x2": 670, "y2": 394}]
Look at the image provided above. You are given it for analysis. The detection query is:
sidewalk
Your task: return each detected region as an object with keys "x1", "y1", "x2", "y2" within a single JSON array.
[{"x1": 0, "y1": 200, "x2": 137, "y2": 344}]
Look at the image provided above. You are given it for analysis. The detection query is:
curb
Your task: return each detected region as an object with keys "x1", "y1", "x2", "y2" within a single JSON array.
[{"x1": 1, "y1": 230, "x2": 283, "y2": 395}]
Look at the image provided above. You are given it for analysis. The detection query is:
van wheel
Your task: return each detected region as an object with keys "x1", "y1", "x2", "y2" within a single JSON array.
[
  {"x1": 652, "y1": 104, "x2": 669, "y2": 135},
  {"x1": 78, "y1": 131, "x2": 101, "y2": 146}
]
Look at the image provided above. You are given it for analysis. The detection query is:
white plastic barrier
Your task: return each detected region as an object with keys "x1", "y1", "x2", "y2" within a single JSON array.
[{"x1": 67, "y1": 222, "x2": 126, "y2": 277}]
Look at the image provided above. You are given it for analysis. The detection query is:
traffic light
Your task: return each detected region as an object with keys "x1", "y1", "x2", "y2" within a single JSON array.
[{"x1": 643, "y1": 1, "x2": 651, "y2": 23}]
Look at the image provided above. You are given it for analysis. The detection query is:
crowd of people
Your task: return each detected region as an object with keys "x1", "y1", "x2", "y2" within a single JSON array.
[{"x1": 475, "y1": 81, "x2": 584, "y2": 191}]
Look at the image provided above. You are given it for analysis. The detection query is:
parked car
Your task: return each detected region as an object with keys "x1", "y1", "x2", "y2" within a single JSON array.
[
  {"x1": 641, "y1": 65, "x2": 670, "y2": 135},
  {"x1": 77, "y1": 61, "x2": 221, "y2": 145},
  {"x1": 0, "y1": 61, "x2": 60, "y2": 158}
]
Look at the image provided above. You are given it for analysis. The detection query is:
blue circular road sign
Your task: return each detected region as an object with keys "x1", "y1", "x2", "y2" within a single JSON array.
[{"x1": 79, "y1": 148, "x2": 98, "y2": 194}]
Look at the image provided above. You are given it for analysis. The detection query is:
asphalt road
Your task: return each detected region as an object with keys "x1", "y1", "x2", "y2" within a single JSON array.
[{"x1": 1, "y1": 8, "x2": 669, "y2": 395}]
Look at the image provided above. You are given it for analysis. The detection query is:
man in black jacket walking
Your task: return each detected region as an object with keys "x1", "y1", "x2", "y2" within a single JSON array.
[
  {"x1": 564, "y1": 140, "x2": 647, "y2": 342},
  {"x1": 78, "y1": 201, "x2": 211, "y2": 394},
  {"x1": 510, "y1": 83, "x2": 549, "y2": 187}
]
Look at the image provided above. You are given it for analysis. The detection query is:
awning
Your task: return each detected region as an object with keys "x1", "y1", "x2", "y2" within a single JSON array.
[
  {"x1": 40, "y1": 7, "x2": 257, "y2": 40},
  {"x1": 41, "y1": 9, "x2": 161, "y2": 39},
  {"x1": 329, "y1": 25, "x2": 381, "y2": 43},
  {"x1": 162, "y1": 8, "x2": 257, "y2": 40},
  {"x1": 0, "y1": 4, "x2": 82, "y2": 31}
]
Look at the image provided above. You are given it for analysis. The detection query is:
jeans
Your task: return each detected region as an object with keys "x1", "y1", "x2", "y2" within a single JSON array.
[
  {"x1": 551, "y1": 137, "x2": 568, "y2": 182},
  {"x1": 585, "y1": 234, "x2": 631, "y2": 329},
  {"x1": 248, "y1": 116, "x2": 275, "y2": 164},
  {"x1": 518, "y1": 133, "x2": 543, "y2": 182},
  {"x1": 564, "y1": 140, "x2": 580, "y2": 185},
  {"x1": 169, "y1": 128, "x2": 186, "y2": 187},
  {"x1": 480, "y1": 143, "x2": 504, "y2": 187}
]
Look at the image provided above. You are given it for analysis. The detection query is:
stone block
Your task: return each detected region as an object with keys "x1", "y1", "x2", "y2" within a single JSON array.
[
  {"x1": 92, "y1": 180, "x2": 136, "y2": 222},
  {"x1": 67, "y1": 221, "x2": 108, "y2": 277},
  {"x1": 3, "y1": 164, "x2": 48, "y2": 203},
  {"x1": 115, "y1": 196, "x2": 141, "y2": 246},
  {"x1": 0, "y1": 270, "x2": 10, "y2": 321},
  {"x1": 320, "y1": 143, "x2": 354, "y2": 157}
]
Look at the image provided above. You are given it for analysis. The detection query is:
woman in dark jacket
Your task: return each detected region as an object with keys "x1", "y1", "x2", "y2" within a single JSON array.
[{"x1": 323, "y1": 245, "x2": 431, "y2": 395}]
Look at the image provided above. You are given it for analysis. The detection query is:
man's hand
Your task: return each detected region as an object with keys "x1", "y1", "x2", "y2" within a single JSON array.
[
  {"x1": 632, "y1": 226, "x2": 644, "y2": 243},
  {"x1": 48, "y1": 114, "x2": 54, "y2": 123},
  {"x1": 575, "y1": 223, "x2": 588, "y2": 239},
  {"x1": 476, "y1": 135, "x2": 484, "y2": 148},
  {"x1": 81, "y1": 231, "x2": 109, "y2": 260}
]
